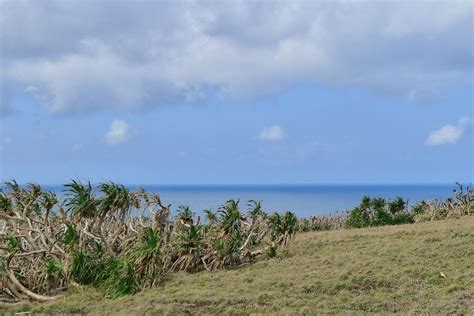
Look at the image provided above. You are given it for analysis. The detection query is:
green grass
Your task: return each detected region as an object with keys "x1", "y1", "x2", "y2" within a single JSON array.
[{"x1": 3, "y1": 217, "x2": 473, "y2": 315}]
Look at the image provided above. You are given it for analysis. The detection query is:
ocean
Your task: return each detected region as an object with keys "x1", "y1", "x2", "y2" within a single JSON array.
[
  {"x1": 126, "y1": 184, "x2": 454, "y2": 217},
  {"x1": 42, "y1": 184, "x2": 456, "y2": 217}
]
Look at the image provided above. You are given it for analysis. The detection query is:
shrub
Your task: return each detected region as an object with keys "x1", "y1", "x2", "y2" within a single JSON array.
[
  {"x1": 298, "y1": 214, "x2": 346, "y2": 232},
  {"x1": 415, "y1": 183, "x2": 474, "y2": 222},
  {"x1": 0, "y1": 181, "x2": 298, "y2": 303},
  {"x1": 311, "y1": 222, "x2": 331, "y2": 231},
  {"x1": 345, "y1": 196, "x2": 414, "y2": 228}
]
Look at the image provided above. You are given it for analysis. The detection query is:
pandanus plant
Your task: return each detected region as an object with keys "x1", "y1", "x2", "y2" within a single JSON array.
[
  {"x1": 129, "y1": 227, "x2": 164, "y2": 289},
  {"x1": 269, "y1": 211, "x2": 298, "y2": 246},
  {"x1": 172, "y1": 222, "x2": 203, "y2": 272},
  {"x1": 176, "y1": 205, "x2": 195, "y2": 225},
  {"x1": 64, "y1": 180, "x2": 98, "y2": 219},
  {"x1": 345, "y1": 196, "x2": 414, "y2": 228},
  {"x1": 216, "y1": 200, "x2": 245, "y2": 260},
  {"x1": 218, "y1": 199, "x2": 243, "y2": 234},
  {"x1": 0, "y1": 180, "x2": 300, "y2": 304},
  {"x1": 204, "y1": 209, "x2": 217, "y2": 225}
]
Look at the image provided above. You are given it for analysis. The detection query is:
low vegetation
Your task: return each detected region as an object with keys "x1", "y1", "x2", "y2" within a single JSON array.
[
  {"x1": 344, "y1": 196, "x2": 414, "y2": 228},
  {"x1": 414, "y1": 183, "x2": 474, "y2": 222},
  {"x1": 298, "y1": 213, "x2": 346, "y2": 232},
  {"x1": 0, "y1": 181, "x2": 297, "y2": 303},
  {"x1": 4, "y1": 217, "x2": 473, "y2": 314},
  {"x1": 1, "y1": 180, "x2": 472, "y2": 313},
  {"x1": 301, "y1": 183, "x2": 473, "y2": 231}
]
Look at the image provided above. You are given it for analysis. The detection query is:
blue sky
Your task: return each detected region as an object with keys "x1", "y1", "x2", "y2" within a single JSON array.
[{"x1": 0, "y1": 0, "x2": 473, "y2": 185}]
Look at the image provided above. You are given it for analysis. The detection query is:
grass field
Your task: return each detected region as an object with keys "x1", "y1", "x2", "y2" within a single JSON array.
[{"x1": 4, "y1": 217, "x2": 473, "y2": 315}]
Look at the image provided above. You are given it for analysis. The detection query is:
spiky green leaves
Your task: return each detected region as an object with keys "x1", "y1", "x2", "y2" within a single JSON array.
[
  {"x1": 0, "y1": 189, "x2": 13, "y2": 214},
  {"x1": 345, "y1": 196, "x2": 414, "y2": 228},
  {"x1": 64, "y1": 180, "x2": 98, "y2": 218},
  {"x1": 269, "y1": 211, "x2": 298, "y2": 244},
  {"x1": 97, "y1": 182, "x2": 131, "y2": 217},
  {"x1": 6, "y1": 234, "x2": 20, "y2": 252},
  {"x1": 60, "y1": 224, "x2": 80, "y2": 248},
  {"x1": 218, "y1": 199, "x2": 242, "y2": 234},
  {"x1": 177, "y1": 205, "x2": 195, "y2": 224},
  {"x1": 130, "y1": 228, "x2": 162, "y2": 264},
  {"x1": 44, "y1": 258, "x2": 62, "y2": 278}
]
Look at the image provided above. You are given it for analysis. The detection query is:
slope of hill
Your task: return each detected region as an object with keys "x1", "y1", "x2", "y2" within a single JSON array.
[{"x1": 5, "y1": 217, "x2": 473, "y2": 315}]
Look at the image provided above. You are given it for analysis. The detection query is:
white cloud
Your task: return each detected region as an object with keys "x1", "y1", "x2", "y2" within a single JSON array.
[
  {"x1": 1, "y1": 0, "x2": 472, "y2": 113},
  {"x1": 259, "y1": 125, "x2": 286, "y2": 141},
  {"x1": 105, "y1": 120, "x2": 130, "y2": 145},
  {"x1": 425, "y1": 116, "x2": 472, "y2": 146}
]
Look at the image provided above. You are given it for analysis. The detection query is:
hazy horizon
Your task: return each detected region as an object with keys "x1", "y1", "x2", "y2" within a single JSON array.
[
  {"x1": 35, "y1": 182, "x2": 461, "y2": 187},
  {"x1": 34, "y1": 182, "x2": 458, "y2": 216}
]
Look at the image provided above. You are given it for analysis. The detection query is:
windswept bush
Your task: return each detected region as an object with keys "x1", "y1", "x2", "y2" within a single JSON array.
[
  {"x1": 344, "y1": 183, "x2": 474, "y2": 229},
  {"x1": 298, "y1": 213, "x2": 346, "y2": 232},
  {"x1": 414, "y1": 183, "x2": 474, "y2": 222},
  {"x1": 344, "y1": 196, "x2": 414, "y2": 228},
  {"x1": 0, "y1": 181, "x2": 297, "y2": 303}
]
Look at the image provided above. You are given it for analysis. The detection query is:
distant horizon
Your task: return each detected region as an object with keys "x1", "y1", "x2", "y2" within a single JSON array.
[
  {"x1": 19, "y1": 182, "x2": 459, "y2": 217},
  {"x1": 19, "y1": 182, "x2": 460, "y2": 216},
  {"x1": 33, "y1": 182, "x2": 463, "y2": 187}
]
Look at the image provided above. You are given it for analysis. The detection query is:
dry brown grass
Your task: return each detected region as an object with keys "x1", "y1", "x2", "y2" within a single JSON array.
[{"x1": 4, "y1": 217, "x2": 473, "y2": 315}]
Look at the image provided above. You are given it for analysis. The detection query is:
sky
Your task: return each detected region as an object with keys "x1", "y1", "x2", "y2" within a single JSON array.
[{"x1": 0, "y1": 0, "x2": 473, "y2": 185}]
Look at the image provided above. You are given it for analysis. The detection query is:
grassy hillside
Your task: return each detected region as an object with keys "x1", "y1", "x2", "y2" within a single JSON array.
[{"x1": 5, "y1": 217, "x2": 473, "y2": 315}]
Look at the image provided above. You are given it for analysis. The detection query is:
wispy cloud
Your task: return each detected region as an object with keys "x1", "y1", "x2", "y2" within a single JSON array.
[
  {"x1": 105, "y1": 120, "x2": 130, "y2": 145},
  {"x1": 425, "y1": 116, "x2": 471, "y2": 146},
  {"x1": 259, "y1": 125, "x2": 286, "y2": 141}
]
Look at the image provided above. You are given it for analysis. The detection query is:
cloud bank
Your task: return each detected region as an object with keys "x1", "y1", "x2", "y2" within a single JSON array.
[{"x1": 1, "y1": 0, "x2": 472, "y2": 113}]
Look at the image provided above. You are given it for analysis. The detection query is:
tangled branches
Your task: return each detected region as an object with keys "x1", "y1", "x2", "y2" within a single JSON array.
[
  {"x1": 298, "y1": 213, "x2": 347, "y2": 232},
  {"x1": 414, "y1": 183, "x2": 474, "y2": 222},
  {"x1": 0, "y1": 181, "x2": 298, "y2": 303}
]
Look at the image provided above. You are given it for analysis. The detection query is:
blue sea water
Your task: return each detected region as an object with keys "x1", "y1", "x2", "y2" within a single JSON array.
[
  {"x1": 131, "y1": 184, "x2": 454, "y2": 217},
  {"x1": 43, "y1": 184, "x2": 455, "y2": 217}
]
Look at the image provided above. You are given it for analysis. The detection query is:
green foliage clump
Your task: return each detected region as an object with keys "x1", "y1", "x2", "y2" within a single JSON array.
[
  {"x1": 44, "y1": 258, "x2": 62, "y2": 278},
  {"x1": 70, "y1": 248, "x2": 102, "y2": 285},
  {"x1": 129, "y1": 228, "x2": 163, "y2": 289},
  {"x1": 265, "y1": 243, "x2": 279, "y2": 258},
  {"x1": 6, "y1": 234, "x2": 20, "y2": 252},
  {"x1": 345, "y1": 196, "x2": 414, "y2": 228},
  {"x1": 60, "y1": 223, "x2": 80, "y2": 247},
  {"x1": 269, "y1": 211, "x2": 298, "y2": 245},
  {"x1": 98, "y1": 258, "x2": 136, "y2": 298},
  {"x1": 69, "y1": 248, "x2": 136, "y2": 298}
]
